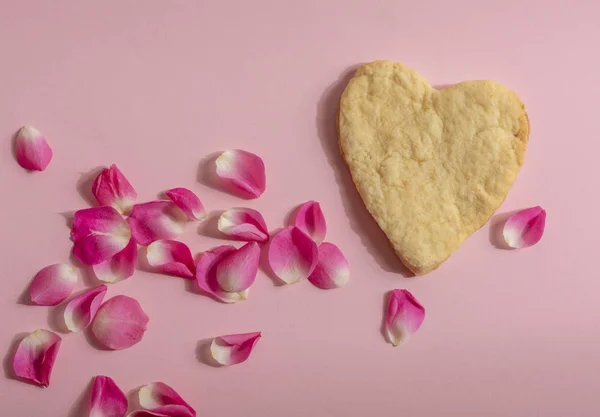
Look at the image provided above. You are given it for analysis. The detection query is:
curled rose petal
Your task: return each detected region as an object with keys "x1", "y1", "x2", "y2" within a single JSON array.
[
  {"x1": 92, "y1": 164, "x2": 138, "y2": 215},
  {"x1": 90, "y1": 375, "x2": 128, "y2": 417},
  {"x1": 93, "y1": 238, "x2": 137, "y2": 283},
  {"x1": 128, "y1": 201, "x2": 187, "y2": 246},
  {"x1": 215, "y1": 150, "x2": 266, "y2": 198},
  {"x1": 64, "y1": 285, "x2": 107, "y2": 332},
  {"x1": 216, "y1": 242, "x2": 260, "y2": 292},
  {"x1": 385, "y1": 289, "x2": 425, "y2": 347},
  {"x1": 294, "y1": 201, "x2": 327, "y2": 244},
  {"x1": 268, "y1": 226, "x2": 318, "y2": 284},
  {"x1": 146, "y1": 240, "x2": 195, "y2": 279},
  {"x1": 165, "y1": 188, "x2": 206, "y2": 221},
  {"x1": 308, "y1": 242, "x2": 349, "y2": 289},
  {"x1": 138, "y1": 382, "x2": 195, "y2": 417},
  {"x1": 71, "y1": 206, "x2": 131, "y2": 265},
  {"x1": 195, "y1": 246, "x2": 248, "y2": 303},
  {"x1": 12, "y1": 329, "x2": 61, "y2": 387},
  {"x1": 91, "y1": 295, "x2": 149, "y2": 350},
  {"x1": 14, "y1": 126, "x2": 53, "y2": 171},
  {"x1": 503, "y1": 206, "x2": 547, "y2": 249},
  {"x1": 210, "y1": 332, "x2": 261, "y2": 366},
  {"x1": 127, "y1": 406, "x2": 193, "y2": 417},
  {"x1": 29, "y1": 264, "x2": 78, "y2": 306},
  {"x1": 217, "y1": 208, "x2": 269, "y2": 243}
]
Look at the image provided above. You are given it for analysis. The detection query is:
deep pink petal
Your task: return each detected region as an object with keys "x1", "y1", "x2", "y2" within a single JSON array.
[
  {"x1": 92, "y1": 164, "x2": 138, "y2": 215},
  {"x1": 195, "y1": 246, "x2": 249, "y2": 303},
  {"x1": 138, "y1": 382, "x2": 195, "y2": 417},
  {"x1": 127, "y1": 405, "x2": 194, "y2": 417},
  {"x1": 93, "y1": 238, "x2": 137, "y2": 283},
  {"x1": 29, "y1": 264, "x2": 78, "y2": 306},
  {"x1": 14, "y1": 126, "x2": 53, "y2": 171},
  {"x1": 385, "y1": 289, "x2": 425, "y2": 346},
  {"x1": 216, "y1": 242, "x2": 260, "y2": 292},
  {"x1": 90, "y1": 375, "x2": 128, "y2": 417},
  {"x1": 215, "y1": 150, "x2": 266, "y2": 198},
  {"x1": 210, "y1": 332, "x2": 261, "y2": 366},
  {"x1": 91, "y1": 295, "x2": 149, "y2": 350},
  {"x1": 294, "y1": 201, "x2": 327, "y2": 244},
  {"x1": 308, "y1": 242, "x2": 349, "y2": 289},
  {"x1": 217, "y1": 208, "x2": 269, "y2": 243},
  {"x1": 503, "y1": 206, "x2": 547, "y2": 249},
  {"x1": 165, "y1": 188, "x2": 206, "y2": 221},
  {"x1": 64, "y1": 285, "x2": 107, "y2": 332},
  {"x1": 12, "y1": 329, "x2": 61, "y2": 387},
  {"x1": 128, "y1": 201, "x2": 187, "y2": 246},
  {"x1": 268, "y1": 227, "x2": 318, "y2": 284},
  {"x1": 146, "y1": 240, "x2": 195, "y2": 279}
]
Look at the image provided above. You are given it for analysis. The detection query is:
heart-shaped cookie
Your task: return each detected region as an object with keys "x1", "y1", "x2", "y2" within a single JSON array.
[{"x1": 338, "y1": 61, "x2": 529, "y2": 275}]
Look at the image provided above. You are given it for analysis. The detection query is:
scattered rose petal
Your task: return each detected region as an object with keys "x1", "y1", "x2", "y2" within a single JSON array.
[
  {"x1": 71, "y1": 206, "x2": 131, "y2": 265},
  {"x1": 12, "y1": 329, "x2": 61, "y2": 387},
  {"x1": 93, "y1": 238, "x2": 137, "y2": 283},
  {"x1": 385, "y1": 289, "x2": 425, "y2": 347},
  {"x1": 90, "y1": 375, "x2": 128, "y2": 417},
  {"x1": 268, "y1": 226, "x2": 318, "y2": 284},
  {"x1": 195, "y1": 246, "x2": 249, "y2": 303},
  {"x1": 216, "y1": 242, "x2": 260, "y2": 292},
  {"x1": 127, "y1": 406, "x2": 193, "y2": 417},
  {"x1": 29, "y1": 264, "x2": 78, "y2": 306},
  {"x1": 165, "y1": 188, "x2": 206, "y2": 221},
  {"x1": 294, "y1": 201, "x2": 327, "y2": 244},
  {"x1": 14, "y1": 126, "x2": 53, "y2": 171},
  {"x1": 138, "y1": 382, "x2": 195, "y2": 417},
  {"x1": 92, "y1": 164, "x2": 138, "y2": 215},
  {"x1": 146, "y1": 240, "x2": 195, "y2": 279},
  {"x1": 215, "y1": 150, "x2": 266, "y2": 198},
  {"x1": 128, "y1": 201, "x2": 187, "y2": 246},
  {"x1": 503, "y1": 206, "x2": 547, "y2": 249},
  {"x1": 210, "y1": 332, "x2": 261, "y2": 366},
  {"x1": 217, "y1": 208, "x2": 269, "y2": 243},
  {"x1": 92, "y1": 295, "x2": 149, "y2": 350},
  {"x1": 64, "y1": 285, "x2": 107, "y2": 332},
  {"x1": 308, "y1": 242, "x2": 349, "y2": 289}
]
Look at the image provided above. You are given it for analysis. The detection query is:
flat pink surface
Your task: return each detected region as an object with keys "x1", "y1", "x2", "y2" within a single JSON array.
[{"x1": 1, "y1": 1, "x2": 598, "y2": 416}]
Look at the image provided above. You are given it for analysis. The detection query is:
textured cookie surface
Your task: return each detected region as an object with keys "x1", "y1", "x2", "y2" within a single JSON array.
[{"x1": 338, "y1": 61, "x2": 529, "y2": 275}]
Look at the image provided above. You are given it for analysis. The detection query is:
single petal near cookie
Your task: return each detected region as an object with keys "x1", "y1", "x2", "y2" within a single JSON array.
[
  {"x1": 29, "y1": 264, "x2": 78, "y2": 306},
  {"x1": 64, "y1": 285, "x2": 107, "y2": 332},
  {"x1": 503, "y1": 206, "x2": 546, "y2": 249},
  {"x1": 217, "y1": 208, "x2": 269, "y2": 243},
  {"x1": 385, "y1": 289, "x2": 425, "y2": 347},
  {"x1": 216, "y1": 242, "x2": 260, "y2": 292},
  {"x1": 308, "y1": 242, "x2": 349, "y2": 289},
  {"x1": 138, "y1": 382, "x2": 195, "y2": 417},
  {"x1": 210, "y1": 332, "x2": 261, "y2": 366},
  {"x1": 91, "y1": 295, "x2": 149, "y2": 350},
  {"x1": 165, "y1": 188, "x2": 206, "y2": 221},
  {"x1": 268, "y1": 226, "x2": 318, "y2": 284},
  {"x1": 14, "y1": 126, "x2": 53, "y2": 171},
  {"x1": 146, "y1": 239, "x2": 195, "y2": 279},
  {"x1": 93, "y1": 238, "x2": 137, "y2": 283},
  {"x1": 195, "y1": 245, "x2": 249, "y2": 303},
  {"x1": 128, "y1": 201, "x2": 187, "y2": 246},
  {"x1": 12, "y1": 329, "x2": 61, "y2": 387},
  {"x1": 294, "y1": 201, "x2": 327, "y2": 244},
  {"x1": 215, "y1": 150, "x2": 266, "y2": 198},
  {"x1": 92, "y1": 164, "x2": 138, "y2": 215},
  {"x1": 89, "y1": 375, "x2": 128, "y2": 417}
]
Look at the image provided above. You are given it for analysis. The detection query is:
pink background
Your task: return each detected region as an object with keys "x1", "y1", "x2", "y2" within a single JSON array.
[{"x1": 1, "y1": 1, "x2": 599, "y2": 416}]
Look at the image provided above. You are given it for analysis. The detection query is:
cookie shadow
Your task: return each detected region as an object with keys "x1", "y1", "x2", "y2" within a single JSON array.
[{"x1": 489, "y1": 211, "x2": 518, "y2": 250}]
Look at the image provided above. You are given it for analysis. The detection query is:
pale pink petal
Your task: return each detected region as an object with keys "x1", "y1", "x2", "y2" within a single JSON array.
[
  {"x1": 71, "y1": 206, "x2": 131, "y2": 265},
  {"x1": 127, "y1": 406, "x2": 193, "y2": 417},
  {"x1": 308, "y1": 242, "x2": 349, "y2": 289},
  {"x1": 12, "y1": 329, "x2": 61, "y2": 387},
  {"x1": 138, "y1": 382, "x2": 195, "y2": 417},
  {"x1": 93, "y1": 238, "x2": 137, "y2": 283},
  {"x1": 216, "y1": 242, "x2": 260, "y2": 292},
  {"x1": 503, "y1": 206, "x2": 547, "y2": 249},
  {"x1": 215, "y1": 150, "x2": 266, "y2": 198},
  {"x1": 91, "y1": 295, "x2": 149, "y2": 350},
  {"x1": 146, "y1": 240, "x2": 195, "y2": 279},
  {"x1": 210, "y1": 332, "x2": 261, "y2": 366},
  {"x1": 29, "y1": 264, "x2": 78, "y2": 306},
  {"x1": 385, "y1": 289, "x2": 425, "y2": 347},
  {"x1": 294, "y1": 201, "x2": 327, "y2": 244},
  {"x1": 217, "y1": 208, "x2": 269, "y2": 243},
  {"x1": 128, "y1": 201, "x2": 187, "y2": 246},
  {"x1": 268, "y1": 226, "x2": 318, "y2": 284},
  {"x1": 14, "y1": 126, "x2": 53, "y2": 171},
  {"x1": 64, "y1": 285, "x2": 107, "y2": 332},
  {"x1": 92, "y1": 164, "x2": 138, "y2": 215},
  {"x1": 89, "y1": 375, "x2": 128, "y2": 417},
  {"x1": 195, "y1": 246, "x2": 249, "y2": 303},
  {"x1": 165, "y1": 188, "x2": 206, "y2": 221}
]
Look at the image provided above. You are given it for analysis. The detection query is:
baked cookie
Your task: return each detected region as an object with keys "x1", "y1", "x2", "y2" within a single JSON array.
[{"x1": 338, "y1": 61, "x2": 529, "y2": 275}]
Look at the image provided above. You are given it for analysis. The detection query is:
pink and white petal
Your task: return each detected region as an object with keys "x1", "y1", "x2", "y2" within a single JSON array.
[
  {"x1": 93, "y1": 239, "x2": 137, "y2": 283},
  {"x1": 503, "y1": 206, "x2": 547, "y2": 249},
  {"x1": 268, "y1": 227, "x2": 318, "y2": 284},
  {"x1": 138, "y1": 382, "x2": 195, "y2": 416},
  {"x1": 128, "y1": 201, "x2": 187, "y2": 246},
  {"x1": 127, "y1": 405, "x2": 194, "y2": 417},
  {"x1": 12, "y1": 329, "x2": 61, "y2": 387},
  {"x1": 29, "y1": 264, "x2": 78, "y2": 306},
  {"x1": 216, "y1": 242, "x2": 260, "y2": 292},
  {"x1": 215, "y1": 150, "x2": 266, "y2": 198},
  {"x1": 146, "y1": 240, "x2": 195, "y2": 279},
  {"x1": 385, "y1": 289, "x2": 425, "y2": 347},
  {"x1": 91, "y1": 295, "x2": 149, "y2": 350},
  {"x1": 165, "y1": 188, "x2": 206, "y2": 221},
  {"x1": 90, "y1": 375, "x2": 128, "y2": 417},
  {"x1": 294, "y1": 201, "x2": 327, "y2": 244},
  {"x1": 92, "y1": 164, "x2": 138, "y2": 215},
  {"x1": 210, "y1": 332, "x2": 261, "y2": 366},
  {"x1": 14, "y1": 126, "x2": 53, "y2": 171},
  {"x1": 217, "y1": 208, "x2": 269, "y2": 243},
  {"x1": 71, "y1": 207, "x2": 131, "y2": 265},
  {"x1": 308, "y1": 242, "x2": 349, "y2": 289},
  {"x1": 195, "y1": 246, "x2": 249, "y2": 303},
  {"x1": 64, "y1": 285, "x2": 107, "y2": 332}
]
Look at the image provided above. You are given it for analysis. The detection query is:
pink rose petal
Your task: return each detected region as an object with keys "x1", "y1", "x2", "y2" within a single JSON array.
[
  {"x1": 29, "y1": 264, "x2": 78, "y2": 306},
  {"x1": 90, "y1": 375, "x2": 128, "y2": 417},
  {"x1": 217, "y1": 208, "x2": 269, "y2": 243},
  {"x1": 195, "y1": 246, "x2": 249, "y2": 303},
  {"x1": 385, "y1": 289, "x2": 425, "y2": 347},
  {"x1": 14, "y1": 126, "x2": 53, "y2": 171},
  {"x1": 128, "y1": 201, "x2": 187, "y2": 246},
  {"x1": 146, "y1": 240, "x2": 195, "y2": 279},
  {"x1": 138, "y1": 382, "x2": 195, "y2": 417},
  {"x1": 294, "y1": 201, "x2": 327, "y2": 244},
  {"x1": 308, "y1": 242, "x2": 349, "y2": 289},
  {"x1": 91, "y1": 295, "x2": 149, "y2": 350},
  {"x1": 64, "y1": 285, "x2": 107, "y2": 332},
  {"x1": 12, "y1": 329, "x2": 61, "y2": 387},
  {"x1": 165, "y1": 188, "x2": 206, "y2": 221},
  {"x1": 210, "y1": 332, "x2": 261, "y2": 366},
  {"x1": 71, "y1": 206, "x2": 132, "y2": 265},
  {"x1": 268, "y1": 226, "x2": 318, "y2": 284},
  {"x1": 503, "y1": 206, "x2": 547, "y2": 249},
  {"x1": 93, "y1": 238, "x2": 137, "y2": 283},
  {"x1": 127, "y1": 406, "x2": 193, "y2": 417},
  {"x1": 216, "y1": 242, "x2": 260, "y2": 292},
  {"x1": 215, "y1": 150, "x2": 266, "y2": 198},
  {"x1": 92, "y1": 164, "x2": 138, "y2": 215}
]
